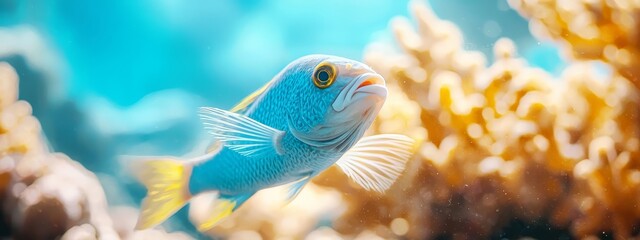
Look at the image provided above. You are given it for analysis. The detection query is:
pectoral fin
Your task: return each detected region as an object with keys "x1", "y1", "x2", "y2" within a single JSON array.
[
  {"x1": 335, "y1": 134, "x2": 415, "y2": 193},
  {"x1": 199, "y1": 107, "x2": 285, "y2": 157}
]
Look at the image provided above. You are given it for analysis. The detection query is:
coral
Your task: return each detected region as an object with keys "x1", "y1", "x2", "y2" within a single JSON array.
[
  {"x1": 312, "y1": 1, "x2": 640, "y2": 240},
  {"x1": 0, "y1": 61, "x2": 115, "y2": 239},
  {"x1": 187, "y1": 2, "x2": 640, "y2": 239},
  {"x1": 0, "y1": 62, "x2": 192, "y2": 240},
  {"x1": 506, "y1": 3, "x2": 640, "y2": 237},
  {"x1": 508, "y1": 0, "x2": 640, "y2": 89}
]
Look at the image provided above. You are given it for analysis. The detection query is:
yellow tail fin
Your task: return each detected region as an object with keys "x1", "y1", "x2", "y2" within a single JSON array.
[{"x1": 133, "y1": 159, "x2": 191, "y2": 230}]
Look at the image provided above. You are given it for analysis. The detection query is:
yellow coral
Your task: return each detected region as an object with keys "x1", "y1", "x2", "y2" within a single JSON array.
[
  {"x1": 0, "y1": 63, "x2": 44, "y2": 155},
  {"x1": 509, "y1": 0, "x2": 640, "y2": 89}
]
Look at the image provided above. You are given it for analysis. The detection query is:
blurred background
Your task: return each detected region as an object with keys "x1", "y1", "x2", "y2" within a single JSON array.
[{"x1": 0, "y1": 0, "x2": 570, "y2": 238}]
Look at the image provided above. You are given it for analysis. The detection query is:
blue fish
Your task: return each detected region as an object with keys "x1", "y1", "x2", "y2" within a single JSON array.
[{"x1": 133, "y1": 54, "x2": 415, "y2": 231}]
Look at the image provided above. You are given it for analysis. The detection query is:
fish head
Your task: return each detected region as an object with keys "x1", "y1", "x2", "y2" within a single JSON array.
[{"x1": 283, "y1": 54, "x2": 387, "y2": 152}]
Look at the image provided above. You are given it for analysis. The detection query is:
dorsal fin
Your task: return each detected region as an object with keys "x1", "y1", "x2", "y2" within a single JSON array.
[
  {"x1": 203, "y1": 80, "x2": 272, "y2": 154},
  {"x1": 230, "y1": 80, "x2": 273, "y2": 114}
]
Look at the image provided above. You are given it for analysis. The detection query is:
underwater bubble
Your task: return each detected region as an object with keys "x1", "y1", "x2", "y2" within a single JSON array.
[
  {"x1": 482, "y1": 20, "x2": 502, "y2": 39},
  {"x1": 390, "y1": 217, "x2": 409, "y2": 236}
]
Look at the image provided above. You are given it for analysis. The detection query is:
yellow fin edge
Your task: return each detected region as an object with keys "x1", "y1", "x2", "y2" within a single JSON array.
[
  {"x1": 230, "y1": 81, "x2": 272, "y2": 113},
  {"x1": 134, "y1": 159, "x2": 191, "y2": 230}
]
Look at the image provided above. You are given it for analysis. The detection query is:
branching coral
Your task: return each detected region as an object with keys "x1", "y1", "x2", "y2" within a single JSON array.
[
  {"x1": 505, "y1": 3, "x2": 640, "y2": 236},
  {"x1": 315, "y1": 1, "x2": 640, "y2": 239},
  {"x1": 508, "y1": 0, "x2": 640, "y2": 88}
]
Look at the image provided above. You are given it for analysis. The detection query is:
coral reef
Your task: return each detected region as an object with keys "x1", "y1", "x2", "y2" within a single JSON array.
[
  {"x1": 508, "y1": 0, "x2": 640, "y2": 89},
  {"x1": 195, "y1": 1, "x2": 640, "y2": 239},
  {"x1": 0, "y1": 62, "x2": 192, "y2": 240},
  {"x1": 314, "y1": 1, "x2": 640, "y2": 239}
]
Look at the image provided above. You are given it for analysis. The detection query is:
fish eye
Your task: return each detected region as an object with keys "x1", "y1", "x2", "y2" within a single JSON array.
[{"x1": 313, "y1": 62, "x2": 337, "y2": 89}]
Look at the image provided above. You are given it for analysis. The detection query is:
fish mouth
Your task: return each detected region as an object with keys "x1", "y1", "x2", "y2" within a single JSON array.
[
  {"x1": 355, "y1": 74, "x2": 387, "y2": 96},
  {"x1": 332, "y1": 73, "x2": 387, "y2": 112}
]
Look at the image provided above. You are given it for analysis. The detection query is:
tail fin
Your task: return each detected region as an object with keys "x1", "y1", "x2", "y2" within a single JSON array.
[{"x1": 133, "y1": 158, "x2": 191, "y2": 230}]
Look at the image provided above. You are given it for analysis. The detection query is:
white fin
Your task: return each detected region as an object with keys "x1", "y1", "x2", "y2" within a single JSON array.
[
  {"x1": 199, "y1": 107, "x2": 285, "y2": 157},
  {"x1": 285, "y1": 174, "x2": 311, "y2": 203},
  {"x1": 335, "y1": 134, "x2": 415, "y2": 193}
]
